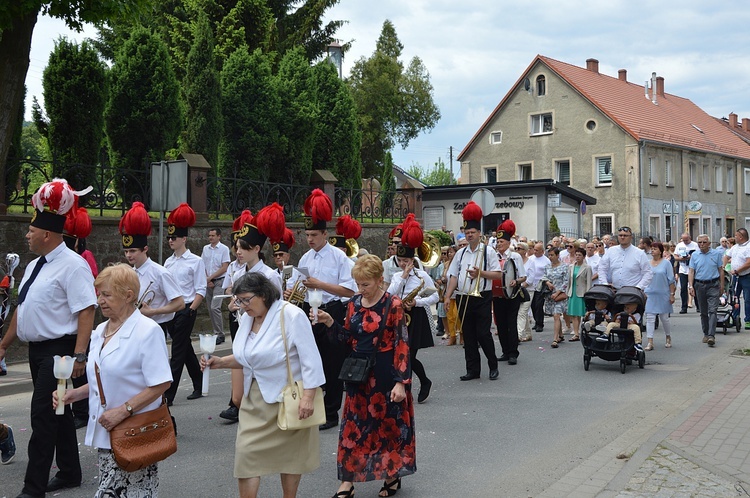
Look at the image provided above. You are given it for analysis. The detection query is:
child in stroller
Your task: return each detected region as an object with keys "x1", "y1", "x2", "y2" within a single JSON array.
[
  {"x1": 596, "y1": 302, "x2": 644, "y2": 352},
  {"x1": 583, "y1": 298, "x2": 612, "y2": 334}
]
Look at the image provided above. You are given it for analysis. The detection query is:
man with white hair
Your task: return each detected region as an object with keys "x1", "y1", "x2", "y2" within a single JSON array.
[{"x1": 688, "y1": 234, "x2": 724, "y2": 346}]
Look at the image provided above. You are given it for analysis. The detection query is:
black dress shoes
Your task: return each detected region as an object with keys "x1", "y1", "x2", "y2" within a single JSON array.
[
  {"x1": 215, "y1": 335, "x2": 226, "y2": 345},
  {"x1": 459, "y1": 373, "x2": 480, "y2": 381},
  {"x1": 498, "y1": 355, "x2": 510, "y2": 361},
  {"x1": 47, "y1": 476, "x2": 81, "y2": 492},
  {"x1": 16, "y1": 493, "x2": 43, "y2": 498},
  {"x1": 319, "y1": 419, "x2": 339, "y2": 430},
  {"x1": 489, "y1": 369, "x2": 500, "y2": 380},
  {"x1": 186, "y1": 390, "x2": 203, "y2": 400},
  {"x1": 508, "y1": 357, "x2": 518, "y2": 365},
  {"x1": 220, "y1": 405, "x2": 239, "y2": 422}
]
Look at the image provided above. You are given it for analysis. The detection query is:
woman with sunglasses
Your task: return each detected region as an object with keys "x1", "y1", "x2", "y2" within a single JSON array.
[{"x1": 202, "y1": 273, "x2": 325, "y2": 498}]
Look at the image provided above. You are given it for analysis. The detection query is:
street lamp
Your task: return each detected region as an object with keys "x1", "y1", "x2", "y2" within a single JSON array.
[{"x1": 326, "y1": 41, "x2": 343, "y2": 79}]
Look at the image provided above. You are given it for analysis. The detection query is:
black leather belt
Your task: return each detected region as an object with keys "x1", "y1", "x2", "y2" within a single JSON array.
[{"x1": 694, "y1": 278, "x2": 719, "y2": 284}]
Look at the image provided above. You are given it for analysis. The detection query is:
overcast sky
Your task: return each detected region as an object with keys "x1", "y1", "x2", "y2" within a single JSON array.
[{"x1": 26, "y1": 0, "x2": 750, "y2": 179}]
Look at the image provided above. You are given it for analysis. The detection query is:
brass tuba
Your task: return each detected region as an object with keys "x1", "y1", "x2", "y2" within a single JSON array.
[
  {"x1": 417, "y1": 232, "x2": 442, "y2": 268},
  {"x1": 345, "y1": 238, "x2": 359, "y2": 258}
]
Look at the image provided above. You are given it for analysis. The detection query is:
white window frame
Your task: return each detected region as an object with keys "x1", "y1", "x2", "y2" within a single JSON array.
[
  {"x1": 530, "y1": 112, "x2": 553, "y2": 136},
  {"x1": 744, "y1": 168, "x2": 750, "y2": 195},
  {"x1": 728, "y1": 165, "x2": 735, "y2": 193},
  {"x1": 689, "y1": 163, "x2": 697, "y2": 190},
  {"x1": 702, "y1": 216, "x2": 711, "y2": 238},
  {"x1": 483, "y1": 165, "x2": 498, "y2": 184},
  {"x1": 489, "y1": 131, "x2": 502, "y2": 145},
  {"x1": 594, "y1": 214, "x2": 614, "y2": 238},
  {"x1": 555, "y1": 159, "x2": 571, "y2": 186},
  {"x1": 649, "y1": 215, "x2": 661, "y2": 240},
  {"x1": 517, "y1": 162, "x2": 532, "y2": 181},
  {"x1": 665, "y1": 159, "x2": 673, "y2": 187},
  {"x1": 648, "y1": 158, "x2": 657, "y2": 185},
  {"x1": 715, "y1": 165, "x2": 723, "y2": 192},
  {"x1": 595, "y1": 156, "x2": 612, "y2": 186},
  {"x1": 703, "y1": 165, "x2": 710, "y2": 191}
]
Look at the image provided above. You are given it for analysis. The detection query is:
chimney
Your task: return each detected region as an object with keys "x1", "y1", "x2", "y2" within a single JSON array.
[
  {"x1": 743, "y1": 118, "x2": 750, "y2": 132},
  {"x1": 586, "y1": 58, "x2": 599, "y2": 73},
  {"x1": 618, "y1": 69, "x2": 627, "y2": 81},
  {"x1": 656, "y1": 76, "x2": 665, "y2": 97},
  {"x1": 729, "y1": 113, "x2": 738, "y2": 128},
  {"x1": 651, "y1": 72, "x2": 657, "y2": 104}
]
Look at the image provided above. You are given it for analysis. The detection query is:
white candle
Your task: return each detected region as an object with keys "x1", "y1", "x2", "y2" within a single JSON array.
[
  {"x1": 52, "y1": 355, "x2": 74, "y2": 416},
  {"x1": 199, "y1": 334, "x2": 218, "y2": 396}
]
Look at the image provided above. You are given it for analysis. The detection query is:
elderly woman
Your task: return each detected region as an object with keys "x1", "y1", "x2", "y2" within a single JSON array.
[
  {"x1": 53, "y1": 263, "x2": 172, "y2": 497},
  {"x1": 566, "y1": 247, "x2": 593, "y2": 341},
  {"x1": 202, "y1": 272, "x2": 324, "y2": 498},
  {"x1": 541, "y1": 247, "x2": 569, "y2": 348},
  {"x1": 317, "y1": 254, "x2": 415, "y2": 498},
  {"x1": 645, "y1": 242, "x2": 677, "y2": 350}
]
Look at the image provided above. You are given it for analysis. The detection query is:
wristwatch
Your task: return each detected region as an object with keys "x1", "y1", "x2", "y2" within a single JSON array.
[
  {"x1": 125, "y1": 402, "x2": 134, "y2": 416},
  {"x1": 74, "y1": 352, "x2": 87, "y2": 363}
]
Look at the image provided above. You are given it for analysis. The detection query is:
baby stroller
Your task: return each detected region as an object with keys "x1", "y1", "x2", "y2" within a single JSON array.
[
  {"x1": 581, "y1": 285, "x2": 646, "y2": 374},
  {"x1": 718, "y1": 274, "x2": 741, "y2": 334}
]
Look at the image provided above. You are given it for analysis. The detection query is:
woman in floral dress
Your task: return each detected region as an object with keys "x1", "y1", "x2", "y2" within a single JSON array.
[
  {"x1": 317, "y1": 254, "x2": 415, "y2": 498},
  {"x1": 540, "y1": 247, "x2": 569, "y2": 348}
]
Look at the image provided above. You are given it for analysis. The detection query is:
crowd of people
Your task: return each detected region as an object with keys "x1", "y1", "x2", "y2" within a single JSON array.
[{"x1": 0, "y1": 177, "x2": 743, "y2": 497}]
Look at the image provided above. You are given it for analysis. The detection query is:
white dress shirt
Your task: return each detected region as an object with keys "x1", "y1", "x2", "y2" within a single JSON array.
[
  {"x1": 223, "y1": 260, "x2": 243, "y2": 292},
  {"x1": 16, "y1": 242, "x2": 96, "y2": 342},
  {"x1": 233, "y1": 301, "x2": 325, "y2": 403},
  {"x1": 164, "y1": 249, "x2": 207, "y2": 304},
  {"x1": 298, "y1": 242, "x2": 356, "y2": 304},
  {"x1": 598, "y1": 244, "x2": 653, "y2": 289},
  {"x1": 728, "y1": 242, "x2": 750, "y2": 276},
  {"x1": 85, "y1": 310, "x2": 172, "y2": 449},
  {"x1": 201, "y1": 242, "x2": 231, "y2": 279},
  {"x1": 525, "y1": 254, "x2": 550, "y2": 290},
  {"x1": 499, "y1": 247, "x2": 527, "y2": 281},
  {"x1": 134, "y1": 258, "x2": 183, "y2": 324},
  {"x1": 387, "y1": 268, "x2": 439, "y2": 308},
  {"x1": 447, "y1": 243, "x2": 501, "y2": 294},
  {"x1": 586, "y1": 253, "x2": 602, "y2": 284}
]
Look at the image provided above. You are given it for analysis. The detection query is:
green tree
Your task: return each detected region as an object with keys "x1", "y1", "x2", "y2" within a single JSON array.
[
  {"x1": 105, "y1": 27, "x2": 184, "y2": 205},
  {"x1": 34, "y1": 37, "x2": 107, "y2": 189},
  {"x1": 549, "y1": 214, "x2": 560, "y2": 236},
  {"x1": 20, "y1": 121, "x2": 50, "y2": 162},
  {"x1": 379, "y1": 151, "x2": 395, "y2": 215},
  {"x1": 423, "y1": 157, "x2": 455, "y2": 186},
  {"x1": 0, "y1": 0, "x2": 150, "y2": 205},
  {"x1": 310, "y1": 60, "x2": 361, "y2": 190},
  {"x1": 406, "y1": 163, "x2": 424, "y2": 183},
  {"x1": 219, "y1": 46, "x2": 280, "y2": 182},
  {"x1": 183, "y1": 13, "x2": 222, "y2": 170},
  {"x1": 348, "y1": 20, "x2": 441, "y2": 179}
]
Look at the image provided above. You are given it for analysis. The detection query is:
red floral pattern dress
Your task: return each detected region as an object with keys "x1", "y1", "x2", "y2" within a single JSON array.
[{"x1": 331, "y1": 292, "x2": 416, "y2": 482}]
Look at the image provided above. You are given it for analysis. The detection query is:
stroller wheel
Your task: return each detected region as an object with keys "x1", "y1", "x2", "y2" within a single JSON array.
[
  {"x1": 583, "y1": 354, "x2": 590, "y2": 371},
  {"x1": 638, "y1": 351, "x2": 645, "y2": 369},
  {"x1": 620, "y1": 359, "x2": 627, "y2": 374}
]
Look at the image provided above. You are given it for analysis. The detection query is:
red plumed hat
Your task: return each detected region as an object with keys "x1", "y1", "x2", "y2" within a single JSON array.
[
  {"x1": 31, "y1": 178, "x2": 92, "y2": 233},
  {"x1": 397, "y1": 214, "x2": 423, "y2": 258},
  {"x1": 255, "y1": 203, "x2": 286, "y2": 242},
  {"x1": 388, "y1": 223, "x2": 404, "y2": 245},
  {"x1": 120, "y1": 202, "x2": 152, "y2": 249},
  {"x1": 272, "y1": 228, "x2": 295, "y2": 254},
  {"x1": 336, "y1": 215, "x2": 362, "y2": 240},
  {"x1": 231, "y1": 210, "x2": 253, "y2": 243},
  {"x1": 303, "y1": 189, "x2": 333, "y2": 230},
  {"x1": 497, "y1": 219, "x2": 516, "y2": 241},
  {"x1": 63, "y1": 207, "x2": 92, "y2": 250},
  {"x1": 462, "y1": 201, "x2": 483, "y2": 231},
  {"x1": 167, "y1": 203, "x2": 196, "y2": 237}
]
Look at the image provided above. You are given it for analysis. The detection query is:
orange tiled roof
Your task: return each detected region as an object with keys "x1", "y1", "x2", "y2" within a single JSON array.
[{"x1": 458, "y1": 55, "x2": 750, "y2": 161}]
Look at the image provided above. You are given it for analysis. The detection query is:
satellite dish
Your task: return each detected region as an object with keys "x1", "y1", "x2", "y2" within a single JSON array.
[{"x1": 523, "y1": 77, "x2": 531, "y2": 92}]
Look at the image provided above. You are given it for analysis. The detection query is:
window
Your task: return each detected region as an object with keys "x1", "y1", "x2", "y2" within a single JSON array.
[
  {"x1": 715, "y1": 218, "x2": 722, "y2": 239},
  {"x1": 556, "y1": 160, "x2": 570, "y2": 186},
  {"x1": 727, "y1": 218, "x2": 735, "y2": 236},
  {"x1": 715, "y1": 166, "x2": 723, "y2": 192},
  {"x1": 489, "y1": 131, "x2": 502, "y2": 144},
  {"x1": 744, "y1": 168, "x2": 750, "y2": 195},
  {"x1": 649, "y1": 215, "x2": 661, "y2": 240},
  {"x1": 586, "y1": 120, "x2": 597, "y2": 131},
  {"x1": 518, "y1": 163, "x2": 532, "y2": 181},
  {"x1": 728, "y1": 166, "x2": 735, "y2": 193},
  {"x1": 665, "y1": 215, "x2": 673, "y2": 241},
  {"x1": 594, "y1": 215, "x2": 614, "y2": 238},
  {"x1": 596, "y1": 156, "x2": 612, "y2": 186},
  {"x1": 648, "y1": 158, "x2": 657, "y2": 185},
  {"x1": 536, "y1": 75, "x2": 546, "y2": 96},
  {"x1": 665, "y1": 160, "x2": 673, "y2": 187},
  {"x1": 531, "y1": 113, "x2": 553, "y2": 135},
  {"x1": 702, "y1": 217, "x2": 710, "y2": 237},
  {"x1": 689, "y1": 163, "x2": 697, "y2": 189},
  {"x1": 703, "y1": 165, "x2": 710, "y2": 191},
  {"x1": 485, "y1": 166, "x2": 497, "y2": 184}
]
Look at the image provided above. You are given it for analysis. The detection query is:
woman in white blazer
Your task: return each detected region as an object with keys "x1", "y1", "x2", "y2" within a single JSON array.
[
  {"x1": 54, "y1": 263, "x2": 172, "y2": 496},
  {"x1": 202, "y1": 272, "x2": 325, "y2": 498},
  {"x1": 566, "y1": 247, "x2": 593, "y2": 340}
]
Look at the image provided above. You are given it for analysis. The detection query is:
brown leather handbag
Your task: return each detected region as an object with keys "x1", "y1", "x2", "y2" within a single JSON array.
[{"x1": 95, "y1": 363, "x2": 177, "y2": 472}]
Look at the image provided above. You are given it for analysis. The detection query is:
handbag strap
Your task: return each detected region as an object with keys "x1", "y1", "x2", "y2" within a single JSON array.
[
  {"x1": 278, "y1": 303, "x2": 294, "y2": 387},
  {"x1": 95, "y1": 362, "x2": 107, "y2": 408}
]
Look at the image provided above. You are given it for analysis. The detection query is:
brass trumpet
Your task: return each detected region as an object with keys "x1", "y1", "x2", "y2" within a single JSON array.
[
  {"x1": 137, "y1": 281, "x2": 155, "y2": 308},
  {"x1": 287, "y1": 279, "x2": 307, "y2": 307}
]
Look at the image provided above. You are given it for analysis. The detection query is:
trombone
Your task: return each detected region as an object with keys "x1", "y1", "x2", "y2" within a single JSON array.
[
  {"x1": 456, "y1": 241, "x2": 485, "y2": 329},
  {"x1": 137, "y1": 281, "x2": 155, "y2": 308}
]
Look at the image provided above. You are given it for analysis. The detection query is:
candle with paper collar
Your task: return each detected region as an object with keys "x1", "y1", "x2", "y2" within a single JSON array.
[
  {"x1": 308, "y1": 289, "x2": 323, "y2": 324},
  {"x1": 53, "y1": 355, "x2": 75, "y2": 415},
  {"x1": 199, "y1": 334, "x2": 218, "y2": 396}
]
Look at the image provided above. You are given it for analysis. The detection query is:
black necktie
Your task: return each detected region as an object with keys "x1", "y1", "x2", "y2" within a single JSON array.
[{"x1": 18, "y1": 256, "x2": 47, "y2": 305}]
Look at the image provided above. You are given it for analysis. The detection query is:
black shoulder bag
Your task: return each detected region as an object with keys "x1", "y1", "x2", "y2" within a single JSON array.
[{"x1": 338, "y1": 297, "x2": 392, "y2": 384}]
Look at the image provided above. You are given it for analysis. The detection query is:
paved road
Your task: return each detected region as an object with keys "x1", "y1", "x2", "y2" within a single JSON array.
[{"x1": 1, "y1": 308, "x2": 749, "y2": 497}]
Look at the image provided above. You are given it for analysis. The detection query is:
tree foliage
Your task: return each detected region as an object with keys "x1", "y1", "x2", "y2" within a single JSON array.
[
  {"x1": 349, "y1": 20, "x2": 441, "y2": 179},
  {"x1": 105, "y1": 27, "x2": 183, "y2": 205},
  {"x1": 311, "y1": 60, "x2": 361, "y2": 190},
  {"x1": 35, "y1": 37, "x2": 107, "y2": 188},
  {"x1": 549, "y1": 214, "x2": 560, "y2": 235},
  {"x1": 379, "y1": 151, "x2": 395, "y2": 213},
  {"x1": 183, "y1": 13, "x2": 222, "y2": 170},
  {"x1": 406, "y1": 157, "x2": 455, "y2": 186}
]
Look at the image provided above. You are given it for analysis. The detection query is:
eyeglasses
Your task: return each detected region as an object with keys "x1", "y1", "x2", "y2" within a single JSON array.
[
  {"x1": 167, "y1": 236, "x2": 177, "y2": 241},
  {"x1": 618, "y1": 226, "x2": 632, "y2": 233},
  {"x1": 233, "y1": 294, "x2": 256, "y2": 306},
  {"x1": 566, "y1": 245, "x2": 574, "y2": 248},
  {"x1": 595, "y1": 243, "x2": 603, "y2": 247},
  {"x1": 697, "y1": 241, "x2": 710, "y2": 244}
]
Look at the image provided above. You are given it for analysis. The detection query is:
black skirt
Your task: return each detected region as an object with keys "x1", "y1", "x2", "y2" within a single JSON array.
[{"x1": 407, "y1": 306, "x2": 434, "y2": 350}]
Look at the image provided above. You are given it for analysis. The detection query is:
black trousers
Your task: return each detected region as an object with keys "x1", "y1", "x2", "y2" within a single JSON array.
[
  {"x1": 493, "y1": 296, "x2": 521, "y2": 359},
  {"x1": 679, "y1": 273, "x2": 689, "y2": 311},
  {"x1": 531, "y1": 289, "x2": 546, "y2": 329},
  {"x1": 306, "y1": 300, "x2": 346, "y2": 423},
  {"x1": 456, "y1": 292, "x2": 498, "y2": 375},
  {"x1": 165, "y1": 304, "x2": 202, "y2": 402},
  {"x1": 24, "y1": 335, "x2": 82, "y2": 496}
]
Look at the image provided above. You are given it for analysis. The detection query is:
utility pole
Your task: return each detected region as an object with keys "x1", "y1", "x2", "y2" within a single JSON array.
[{"x1": 449, "y1": 146, "x2": 454, "y2": 180}]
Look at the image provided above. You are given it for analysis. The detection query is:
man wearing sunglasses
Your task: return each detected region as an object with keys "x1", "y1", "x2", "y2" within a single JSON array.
[
  {"x1": 597, "y1": 226, "x2": 652, "y2": 291},
  {"x1": 688, "y1": 234, "x2": 724, "y2": 346}
]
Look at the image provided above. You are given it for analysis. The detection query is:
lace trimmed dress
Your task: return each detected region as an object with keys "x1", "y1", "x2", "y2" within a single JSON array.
[
  {"x1": 542, "y1": 263, "x2": 569, "y2": 316},
  {"x1": 330, "y1": 292, "x2": 416, "y2": 482}
]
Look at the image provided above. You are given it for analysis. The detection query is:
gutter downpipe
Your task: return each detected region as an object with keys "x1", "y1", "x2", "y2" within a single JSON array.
[{"x1": 639, "y1": 141, "x2": 645, "y2": 236}]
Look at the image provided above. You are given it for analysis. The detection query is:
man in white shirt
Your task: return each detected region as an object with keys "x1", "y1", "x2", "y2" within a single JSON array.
[
  {"x1": 585, "y1": 241, "x2": 601, "y2": 284},
  {"x1": 201, "y1": 228, "x2": 231, "y2": 344},
  {"x1": 492, "y1": 221, "x2": 527, "y2": 365},
  {"x1": 726, "y1": 228, "x2": 750, "y2": 329},
  {"x1": 163, "y1": 204, "x2": 207, "y2": 405},
  {"x1": 597, "y1": 226, "x2": 652, "y2": 290},
  {"x1": 675, "y1": 232, "x2": 699, "y2": 313},
  {"x1": 527, "y1": 242, "x2": 551, "y2": 331}
]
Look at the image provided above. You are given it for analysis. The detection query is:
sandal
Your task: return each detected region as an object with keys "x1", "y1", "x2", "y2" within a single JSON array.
[
  {"x1": 665, "y1": 336, "x2": 672, "y2": 348},
  {"x1": 379, "y1": 478, "x2": 401, "y2": 497},
  {"x1": 551, "y1": 341, "x2": 559, "y2": 348},
  {"x1": 333, "y1": 484, "x2": 354, "y2": 498},
  {"x1": 569, "y1": 335, "x2": 580, "y2": 342}
]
